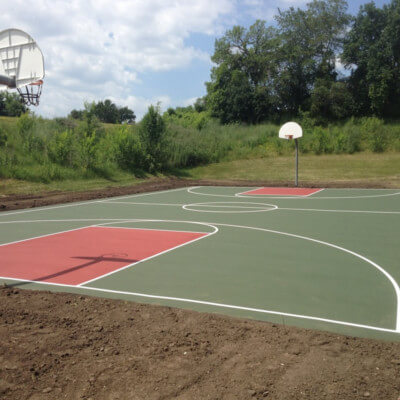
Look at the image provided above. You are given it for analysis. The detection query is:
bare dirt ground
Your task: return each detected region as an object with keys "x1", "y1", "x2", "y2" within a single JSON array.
[
  {"x1": 1, "y1": 180, "x2": 400, "y2": 399},
  {"x1": 1, "y1": 287, "x2": 400, "y2": 400}
]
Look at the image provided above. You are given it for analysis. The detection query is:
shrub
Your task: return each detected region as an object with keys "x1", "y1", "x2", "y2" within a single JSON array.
[
  {"x1": 361, "y1": 117, "x2": 387, "y2": 153},
  {"x1": 139, "y1": 105, "x2": 167, "y2": 172},
  {"x1": 114, "y1": 127, "x2": 145, "y2": 172},
  {"x1": 17, "y1": 113, "x2": 35, "y2": 138}
]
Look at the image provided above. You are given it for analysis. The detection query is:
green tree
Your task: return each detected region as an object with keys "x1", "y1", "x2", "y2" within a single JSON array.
[
  {"x1": 94, "y1": 99, "x2": 119, "y2": 123},
  {"x1": 206, "y1": 64, "x2": 255, "y2": 124},
  {"x1": 310, "y1": 79, "x2": 354, "y2": 121},
  {"x1": 194, "y1": 97, "x2": 207, "y2": 112},
  {"x1": 70, "y1": 100, "x2": 136, "y2": 124},
  {"x1": 0, "y1": 93, "x2": 5, "y2": 115},
  {"x1": 139, "y1": 105, "x2": 167, "y2": 172},
  {"x1": 206, "y1": 20, "x2": 278, "y2": 123},
  {"x1": 0, "y1": 92, "x2": 28, "y2": 116},
  {"x1": 69, "y1": 109, "x2": 84, "y2": 120},
  {"x1": 342, "y1": 0, "x2": 400, "y2": 117},
  {"x1": 118, "y1": 106, "x2": 136, "y2": 124},
  {"x1": 275, "y1": 0, "x2": 350, "y2": 114}
]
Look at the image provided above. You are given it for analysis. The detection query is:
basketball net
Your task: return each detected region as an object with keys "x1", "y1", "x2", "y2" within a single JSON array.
[{"x1": 17, "y1": 80, "x2": 43, "y2": 106}]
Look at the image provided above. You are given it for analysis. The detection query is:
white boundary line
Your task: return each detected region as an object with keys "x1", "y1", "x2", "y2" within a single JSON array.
[
  {"x1": 0, "y1": 276, "x2": 397, "y2": 334},
  {"x1": 0, "y1": 218, "x2": 126, "y2": 224},
  {"x1": 102, "y1": 201, "x2": 183, "y2": 207},
  {"x1": 0, "y1": 225, "x2": 93, "y2": 247},
  {"x1": 0, "y1": 187, "x2": 187, "y2": 217},
  {"x1": 279, "y1": 207, "x2": 400, "y2": 215},
  {"x1": 97, "y1": 187, "x2": 187, "y2": 203}
]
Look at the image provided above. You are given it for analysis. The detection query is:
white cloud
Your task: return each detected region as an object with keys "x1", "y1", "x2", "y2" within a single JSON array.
[
  {"x1": 1, "y1": 0, "x2": 233, "y2": 119},
  {"x1": 1, "y1": 0, "x2": 314, "y2": 120}
]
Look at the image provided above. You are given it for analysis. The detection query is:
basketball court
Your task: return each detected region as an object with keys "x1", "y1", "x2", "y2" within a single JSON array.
[
  {"x1": 0, "y1": 185, "x2": 399, "y2": 341},
  {"x1": 1, "y1": 28, "x2": 399, "y2": 341}
]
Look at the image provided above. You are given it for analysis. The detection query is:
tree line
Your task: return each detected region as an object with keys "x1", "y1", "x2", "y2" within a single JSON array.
[
  {"x1": 0, "y1": 94, "x2": 136, "y2": 125},
  {"x1": 205, "y1": 0, "x2": 400, "y2": 124},
  {"x1": 69, "y1": 100, "x2": 136, "y2": 124}
]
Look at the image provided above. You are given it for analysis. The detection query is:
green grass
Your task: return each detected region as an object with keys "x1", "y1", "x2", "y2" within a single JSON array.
[
  {"x1": 184, "y1": 152, "x2": 400, "y2": 187},
  {"x1": 1, "y1": 152, "x2": 399, "y2": 197},
  {"x1": 1, "y1": 115, "x2": 400, "y2": 195}
]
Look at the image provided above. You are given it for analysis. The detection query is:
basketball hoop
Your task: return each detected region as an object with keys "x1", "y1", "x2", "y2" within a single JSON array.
[
  {"x1": 279, "y1": 122, "x2": 303, "y2": 187},
  {"x1": 0, "y1": 29, "x2": 45, "y2": 107},
  {"x1": 17, "y1": 80, "x2": 43, "y2": 106}
]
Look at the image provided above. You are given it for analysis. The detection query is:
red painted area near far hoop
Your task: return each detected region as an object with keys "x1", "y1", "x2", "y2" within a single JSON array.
[
  {"x1": 241, "y1": 187, "x2": 322, "y2": 196},
  {"x1": 0, "y1": 227, "x2": 207, "y2": 285}
]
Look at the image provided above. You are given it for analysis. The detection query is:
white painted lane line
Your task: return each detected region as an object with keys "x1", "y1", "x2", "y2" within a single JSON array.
[
  {"x1": 77, "y1": 222, "x2": 218, "y2": 286},
  {"x1": 95, "y1": 224, "x2": 212, "y2": 235},
  {"x1": 235, "y1": 187, "x2": 264, "y2": 197},
  {"x1": 305, "y1": 188, "x2": 325, "y2": 197}
]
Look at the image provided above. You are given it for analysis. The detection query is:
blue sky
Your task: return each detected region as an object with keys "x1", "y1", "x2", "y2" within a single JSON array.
[{"x1": 0, "y1": 0, "x2": 392, "y2": 119}]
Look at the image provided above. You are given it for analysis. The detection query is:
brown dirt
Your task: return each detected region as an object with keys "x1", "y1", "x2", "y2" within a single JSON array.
[
  {"x1": 1, "y1": 287, "x2": 400, "y2": 400},
  {"x1": 0, "y1": 177, "x2": 397, "y2": 212},
  {"x1": 1, "y1": 179, "x2": 400, "y2": 399}
]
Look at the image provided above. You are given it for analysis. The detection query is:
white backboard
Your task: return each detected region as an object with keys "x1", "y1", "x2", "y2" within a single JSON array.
[
  {"x1": 279, "y1": 122, "x2": 303, "y2": 140},
  {"x1": 0, "y1": 28, "x2": 45, "y2": 90}
]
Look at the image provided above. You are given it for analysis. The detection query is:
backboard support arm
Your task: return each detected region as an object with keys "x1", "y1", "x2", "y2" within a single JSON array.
[{"x1": 0, "y1": 74, "x2": 16, "y2": 88}]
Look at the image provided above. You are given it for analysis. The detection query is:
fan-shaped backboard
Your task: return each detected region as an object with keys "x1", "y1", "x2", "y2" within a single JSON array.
[
  {"x1": 0, "y1": 28, "x2": 44, "y2": 91},
  {"x1": 279, "y1": 122, "x2": 303, "y2": 140}
]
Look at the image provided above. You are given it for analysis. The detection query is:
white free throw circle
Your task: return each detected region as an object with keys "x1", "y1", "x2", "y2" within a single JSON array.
[{"x1": 182, "y1": 202, "x2": 278, "y2": 213}]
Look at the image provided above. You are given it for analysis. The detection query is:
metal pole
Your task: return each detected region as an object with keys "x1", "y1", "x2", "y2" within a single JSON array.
[
  {"x1": 295, "y1": 138, "x2": 299, "y2": 187},
  {"x1": 0, "y1": 74, "x2": 16, "y2": 88}
]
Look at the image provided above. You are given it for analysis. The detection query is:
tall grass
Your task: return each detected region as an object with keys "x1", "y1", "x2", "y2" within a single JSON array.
[{"x1": 0, "y1": 113, "x2": 399, "y2": 184}]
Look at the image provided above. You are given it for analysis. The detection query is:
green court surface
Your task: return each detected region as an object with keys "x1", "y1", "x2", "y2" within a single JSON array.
[{"x1": 0, "y1": 186, "x2": 399, "y2": 341}]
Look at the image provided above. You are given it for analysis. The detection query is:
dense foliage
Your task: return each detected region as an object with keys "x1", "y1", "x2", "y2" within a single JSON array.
[
  {"x1": 342, "y1": 0, "x2": 400, "y2": 117},
  {"x1": 0, "y1": 110, "x2": 399, "y2": 184},
  {"x1": 206, "y1": 0, "x2": 400, "y2": 123},
  {"x1": 0, "y1": 92, "x2": 28, "y2": 117}
]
